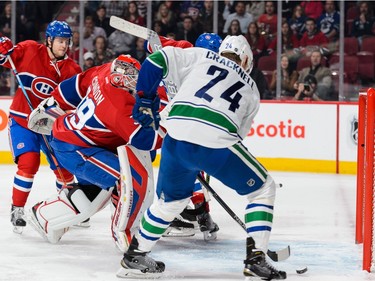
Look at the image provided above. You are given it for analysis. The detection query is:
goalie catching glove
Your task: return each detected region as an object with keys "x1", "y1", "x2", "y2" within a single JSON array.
[{"x1": 28, "y1": 97, "x2": 66, "y2": 135}]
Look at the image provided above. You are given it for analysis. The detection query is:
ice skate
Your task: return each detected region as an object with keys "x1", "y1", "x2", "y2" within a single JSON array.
[
  {"x1": 117, "y1": 237, "x2": 165, "y2": 278},
  {"x1": 196, "y1": 203, "x2": 219, "y2": 241},
  {"x1": 243, "y1": 237, "x2": 286, "y2": 280},
  {"x1": 28, "y1": 202, "x2": 68, "y2": 244},
  {"x1": 11, "y1": 205, "x2": 26, "y2": 234},
  {"x1": 163, "y1": 207, "x2": 197, "y2": 237}
]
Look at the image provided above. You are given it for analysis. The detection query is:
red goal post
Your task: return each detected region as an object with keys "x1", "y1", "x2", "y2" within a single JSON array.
[{"x1": 356, "y1": 88, "x2": 375, "y2": 272}]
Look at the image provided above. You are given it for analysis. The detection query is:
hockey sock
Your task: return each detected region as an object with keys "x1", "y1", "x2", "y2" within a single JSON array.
[
  {"x1": 12, "y1": 152, "x2": 39, "y2": 207},
  {"x1": 54, "y1": 168, "x2": 74, "y2": 190}
]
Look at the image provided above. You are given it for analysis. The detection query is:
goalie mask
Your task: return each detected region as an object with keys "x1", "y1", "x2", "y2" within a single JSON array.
[{"x1": 110, "y1": 55, "x2": 141, "y2": 93}]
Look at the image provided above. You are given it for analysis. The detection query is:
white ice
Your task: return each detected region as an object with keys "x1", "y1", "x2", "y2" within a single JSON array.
[{"x1": 1, "y1": 164, "x2": 374, "y2": 281}]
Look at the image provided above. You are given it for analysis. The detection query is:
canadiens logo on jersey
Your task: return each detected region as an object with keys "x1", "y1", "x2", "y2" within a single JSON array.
[{"x1": 20, "y1": 73, "x2": 58, "y2": 99}]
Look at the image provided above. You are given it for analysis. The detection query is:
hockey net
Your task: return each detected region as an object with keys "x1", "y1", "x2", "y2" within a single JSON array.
[{"x1": 356, "y1": 87, "x2": 375, "y2": 272}]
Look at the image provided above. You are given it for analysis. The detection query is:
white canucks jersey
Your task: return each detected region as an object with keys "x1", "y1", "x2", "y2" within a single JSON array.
[{"x1": 158, "y1": 46, "x2": 260, "y2": 148}]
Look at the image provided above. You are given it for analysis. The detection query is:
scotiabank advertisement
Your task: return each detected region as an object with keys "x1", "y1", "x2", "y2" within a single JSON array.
[
  {"x1": 0, "y1": 99, "x2": 359, "y2": 174},
  {"x1": 245, "y1": 103, "x2": 337, "y2": 160}
]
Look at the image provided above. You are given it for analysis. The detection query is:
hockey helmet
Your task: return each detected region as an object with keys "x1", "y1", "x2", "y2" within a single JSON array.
[
  {"x1": 110, "y1": 55, "x2": 141, "y2": 92},
  {"x1": 195, "y1": 33, "x2": 222, "y2": 53},
  {"x1": 46, "y1": 20, "x2": 73, "y2": 39},
  {"x1": 219, "y1": 35, "x2": 253, "y2": 73}
]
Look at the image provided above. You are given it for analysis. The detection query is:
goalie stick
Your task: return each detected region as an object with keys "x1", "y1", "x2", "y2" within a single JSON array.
[
  {"x1": 196, "y1": 174, "x2": 290, "y2": 262},
  {"x1": 109, "y1": 16, "x2": 161, "y2": 52}
]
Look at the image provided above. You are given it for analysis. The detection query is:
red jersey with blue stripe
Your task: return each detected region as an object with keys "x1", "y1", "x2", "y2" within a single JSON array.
[
  {"x1": 51, "y1": 63, "x2": 163, "y2": 152},
  {"x1": 1, "y1": 40, "x2": 81, "y2": 128}
]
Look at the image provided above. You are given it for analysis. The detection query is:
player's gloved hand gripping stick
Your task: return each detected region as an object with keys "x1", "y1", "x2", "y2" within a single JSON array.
[{"x1": 132, "y1": 92, "x2": 161, "y2": 131}]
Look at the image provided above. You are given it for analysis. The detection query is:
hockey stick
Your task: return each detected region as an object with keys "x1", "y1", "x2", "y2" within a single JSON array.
[
  {"x1": 196, "y1": 174, "x2": 290, "y2": 262},
  {"x1": 109, "y1": 16, "x2": 161, "y2": 52},
  {"x1": 8, "y1": 57, "x2": 67, "y2": 185}
]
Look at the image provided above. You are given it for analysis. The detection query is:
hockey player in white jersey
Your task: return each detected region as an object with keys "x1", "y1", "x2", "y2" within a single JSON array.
[{"x1": 117, "y1": 35, "x2": 286, "y2": 280}]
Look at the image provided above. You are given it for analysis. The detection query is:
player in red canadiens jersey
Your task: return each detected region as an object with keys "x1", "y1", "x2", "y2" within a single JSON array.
[
  {"x1": 0, "y1": 20, "x2": 81, "y2": 233},
  {"x1": 26, "y1": 55, "x2": 164, "y2": 245}
]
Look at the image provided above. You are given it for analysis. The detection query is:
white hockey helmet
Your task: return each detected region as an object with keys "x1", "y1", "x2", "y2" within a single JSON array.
[{"x1": 219, "y1": 35, "x2": 253, "y2": 73}]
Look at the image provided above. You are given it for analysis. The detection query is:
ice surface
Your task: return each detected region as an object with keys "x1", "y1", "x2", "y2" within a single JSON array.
[{"x1": 1, "y1": 165, "x2": 375, "y2": 281}]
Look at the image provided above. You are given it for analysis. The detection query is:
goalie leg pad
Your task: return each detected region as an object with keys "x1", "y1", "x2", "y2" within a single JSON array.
[
  {"x1": 112, "y1": 146, "x2": 154, "y2": 253},
  {"x1": 30, "y1": 184, "x2": 113, "y2": 243}
]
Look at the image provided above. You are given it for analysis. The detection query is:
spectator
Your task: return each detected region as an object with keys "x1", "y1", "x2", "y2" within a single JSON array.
[
  {"x1": 282, "y1": 1, "x2": 299, "y2": 19},
  {"x1": 0, "y1": 2, "x2": 12, "y2": 38},
  {"x1": 247, "y1": 1, "x2": 265, "y2": 22},
  {"x1": 175, "y1": 16, "x2": 199, "y2": 44},
  {"x1": 188, "y1": 7, "x2": 204, "y2": 35},
  {"x1": 300, "y1": 0, "x2": 323, "y2": 20},
  {"x1": 129, "y1": 37, "x2": 147, "y2": 63},
  {"x1": 83, "y1": 51, "x2": 95, "y2": 71},
  {"x1": 100, "y1": 1, "x2": 127, "y2": 18},
  {"x1": 293, "y1": 74, "x2": 323, "y2": 101},
  {"x1": 108, "y1": 29, "x2": 135, "y2": 56},
  {"x1": 0, "y1": 2, "x2": 25, "y2": 42},
  {"x1": 201, "y1": 0, "x2": 224, "y2": 35},
  {"x1": 221, "y1": 0, "x2": 234, "y2": 21},
  {"x1": 257, "y1": 1, "x2": 278, "y2": 44},
  {"x1": 91, "y1": 35, "x2": 115, "y2": 66},
  {"x1": 227, "y1": 19, "x2": 243, "y2": 36},
  {"x1": 289, "y1": 4, "x2": 307, "y2": 40},
  {"x1": 267, "y1": 20, "x2": 299, "y2": 58},
  {"x1": 153, "y1": 20, "x2": 165, "y2": 36},
  {"x1": 179, "y1": 1, "x2": 205, "y2": 21},
  {"x1": 137, "y1": 1, "x2": 148, "y2": 18},
  {"x1": 223, "y1": 1, "x2": 253, "y2": 34},
  {"x1": 351, "y1": 1, "x2": 375, "y2": 44},
  {"x1": 244, "y1": 21, "x2": 266, "y2": 64},
  {"x1": 299, "y1": 17, "x2": 329, "y2": 56},
  {"x1": 124, "y1": 1, "x2": 145, "y2": 27},
  {"x1": 270, "y1": 54, "x2": 299, "y2": 99},
  {"x1": 154, "y1": 3, "x2": 177, "y2": 36},
  {"x1": 0, "y1": 69, "x2": 10, "y2": 95},
  {"x1": 67, "y1": 31, "x2": 87, "y2": 64},
  {"x1": 166, "y1": 32, "x2": 176, "y2": 39},
  {"x1": 250, "y1": 66, "x2": 273, "y2": 100},
  {"x1": 82, "y1": 15, "x2": 107, "y2": 51},
  {"x1": 317, "y1": 0, "x2": 340, "y2": 43},
  {"x1": 94, "y1": 5, "x2": 113, "y2": 37},
  {"x1": 295, "y1": 50, "x2": 333, "y2": 100}
]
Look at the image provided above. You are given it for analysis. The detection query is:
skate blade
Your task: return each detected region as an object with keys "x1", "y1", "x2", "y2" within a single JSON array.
[
  {"x1": 203, "y1": 230, "x2": 217, "y2": 241},
  {"x1": 13, "y1": 226, "x2": 24, "y2": 234},
  {"x1": 116, "y1": 267, "x2": 163, "y2": 279},
  {"x1": 162, "y1": 227, "x2": 195, "y2": 237}
]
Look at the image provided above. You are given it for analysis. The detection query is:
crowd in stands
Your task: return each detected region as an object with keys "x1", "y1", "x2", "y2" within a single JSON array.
[{"x1": 0, "y1": 0, "x2": 374, "y2": 100}]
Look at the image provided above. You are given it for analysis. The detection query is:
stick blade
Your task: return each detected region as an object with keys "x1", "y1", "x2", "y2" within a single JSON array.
[
  {"x1": 267, "y1": 245, "x2": 290, "y2": 262},
  {"x1": 109, "y1": 16, "x2": 148, "y2": 39}
]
